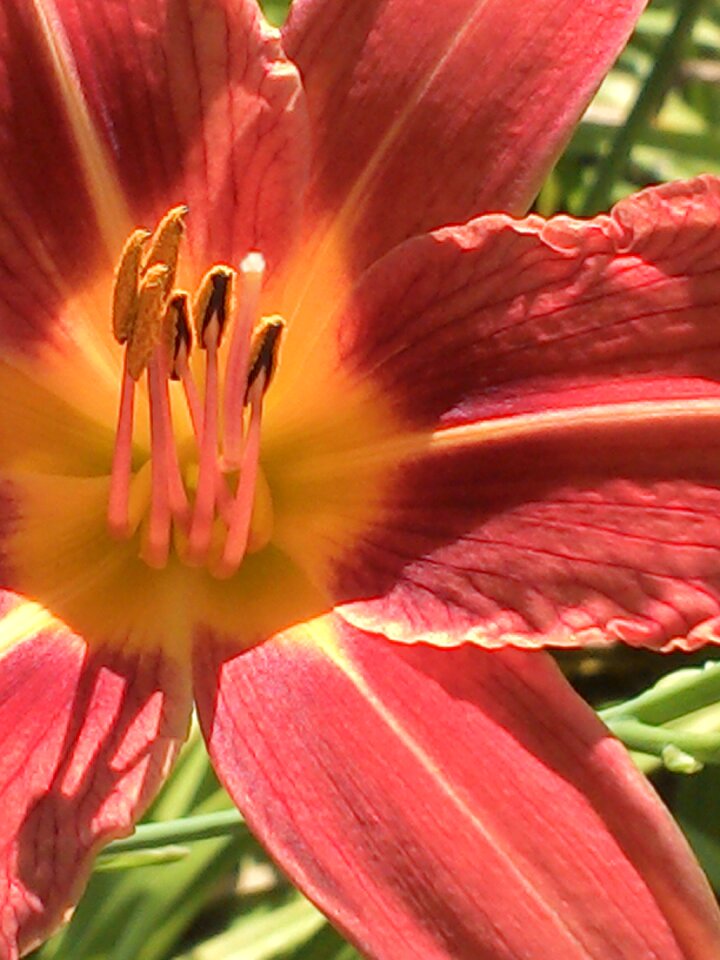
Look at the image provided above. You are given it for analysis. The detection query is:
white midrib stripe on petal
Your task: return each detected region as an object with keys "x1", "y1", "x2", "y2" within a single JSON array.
[{"x1": 285, "y1": 396, "x2": 720, "y2": 480}]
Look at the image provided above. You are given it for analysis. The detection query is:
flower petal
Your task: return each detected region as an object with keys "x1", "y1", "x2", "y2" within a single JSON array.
[
  {"x1": 340, "y1": 177, "x2": 720, "y2": 430},
  {"x1": 194, "y1": 615, "x2": 720, "y2": 960},
  {"x1": 309, "y1": 177, "x2": 720, "y2": 651},
  {"x1": 278, "y1": 0, "x2": 645, "y2": 315},
  {"x1": 0, "y1": 593, "x2": 191, "y2": 958},
  {"x1": 0, "y1": 0, "x2": 115, "y2": 353},
  {"x1": 0, "y1": 365, "x2": 115, "y2": 476},
  {"x1": 59, "y1": 0, "x2": 309, "y2": 275}
]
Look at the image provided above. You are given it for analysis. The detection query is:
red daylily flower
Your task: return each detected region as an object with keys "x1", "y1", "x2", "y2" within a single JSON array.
[{"x1": 1, "y1": 0, "x2": 720, "y2": 957}]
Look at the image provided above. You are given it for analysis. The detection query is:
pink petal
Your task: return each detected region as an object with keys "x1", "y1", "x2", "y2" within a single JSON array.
[
  {"x1": 341, "y1": 177, "x2": 720, "y2": 429},
  {"x1": 282, "y1": 0, "x2": 645, "y2": 278},
  {"x1": 0, "y1": 595, "x2": 191, "y2": 958},
  {"x1": 194, "y1": 615, "x2": 720, "y2": 960},
  {"x1": 322, "y1": 178, "x2": 720, "y2": 651},
  {"x1": 59, "y1": 0, "x2": 309, "y2": 274}
]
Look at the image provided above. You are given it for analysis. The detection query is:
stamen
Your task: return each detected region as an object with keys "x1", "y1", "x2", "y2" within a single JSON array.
[
  {"x1": 222, "y1": 252, "x2": 265, "y2": 468},
  {"x1": 107, "y1": 353, "x2": 136, "y2": 539},
  {"x1": 108, "y1": 229, "x2": 151, "y2": 539},
  {"x1": 155, "y1": 350, "x2": 189, "y2": 525},
  {"x1": 142, "y1": 205, "x2": 187, "y2": 294},
  {"x1": 108, "y1": 208, "x2": 282, "y2": 577},
  {"x1": 187, "y1": 267, "x2": 235, "y2": 561},
  {"x1": 166, "y1": 293, "x2": 202, "y2": 437},
  {"x1": 112, "y1": 228, "x2": 150, "y2": 343},
  {"x1": 216, "y1": 371, "x2": 266, "y2": 578},
  {"x1": 186, "y1": 323, "x2": 219, "y2": 559},
  {"x1": 141, "y1": 353, "x2": 173, "y2": 568}
]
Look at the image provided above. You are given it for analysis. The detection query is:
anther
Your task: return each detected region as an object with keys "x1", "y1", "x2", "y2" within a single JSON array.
[
  {"x1": 143, "y1": 205, "x2": 187, "y2": 294},
  {"x1": 112, "y1": 228, "x2": 150, "y2": 344},
  {"x1": 192, "y1": 266, "x2": 235, "y2": 347},
  {"x1": 245, "y1": 316, "x2": 285, "y2": 401},
  {"x1": 166, "y1": 293, "x2": 192, "y2": 379},
  {"x1": 126, "y1": 264, "x2": 170, "y2": 380}
]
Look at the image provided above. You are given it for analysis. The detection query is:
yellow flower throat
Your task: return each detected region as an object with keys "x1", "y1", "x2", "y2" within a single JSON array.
[{"x1": 108, "y1": 205, "x2": 284, "y2": 579}]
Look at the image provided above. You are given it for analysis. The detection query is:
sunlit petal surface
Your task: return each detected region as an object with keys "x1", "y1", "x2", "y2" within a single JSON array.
[
  {"x1": 195, "y1": 615, "x2": 720, "y2": 960},
  {"x1": 269, "y1": 178, "x2": 720, "y2": 652},
  {"x1": 277, "y1": 0, "x2": 646, "y2": 334}
]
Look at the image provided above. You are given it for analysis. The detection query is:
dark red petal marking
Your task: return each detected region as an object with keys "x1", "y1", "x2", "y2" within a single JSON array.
[
  {"x1": 283, "y1": 0, "x2": 645, "y2": 275},
  {"x1": 0, "y1": 608, "x2": 190, "y2": 958},
  {"x1": 331, "y1": 178, "x2": 720, "y2": 651},
  {"x1": 194, "y1": 618, "x2": 720, "y2": 959},
  {"x1": 336, "y1": 447, "x2": 720, "y2": 652},
  {"x1": 0, "y1": 1, "x2": 107, "y2": 351},
  {"x1": 58, "y1": 0, "x2": 309, "y2": 274}
]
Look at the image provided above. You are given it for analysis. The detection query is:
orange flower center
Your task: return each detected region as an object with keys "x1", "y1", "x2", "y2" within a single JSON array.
[{"x1": 108, "y1": 206, "x2": 284, "y2": 579}]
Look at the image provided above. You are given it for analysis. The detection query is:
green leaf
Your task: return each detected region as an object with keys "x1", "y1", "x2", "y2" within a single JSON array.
[{"x1": 172, "y1": 895, "x2": 326, "y2": 960}]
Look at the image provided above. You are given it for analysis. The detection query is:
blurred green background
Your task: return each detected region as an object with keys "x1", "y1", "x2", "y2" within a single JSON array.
[{"x1": 30, "y1": 1, "x2": 720, "y2": 957}]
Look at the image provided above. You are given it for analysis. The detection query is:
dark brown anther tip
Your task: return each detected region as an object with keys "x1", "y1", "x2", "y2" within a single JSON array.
[{"x1": 245, "y1": 318, "x2": 285, "y2": 403}]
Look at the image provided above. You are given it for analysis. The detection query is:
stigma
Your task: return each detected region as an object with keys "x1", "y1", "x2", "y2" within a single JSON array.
[{"x1": 107, "y1": 206, "x2": 284, "y2": 578}]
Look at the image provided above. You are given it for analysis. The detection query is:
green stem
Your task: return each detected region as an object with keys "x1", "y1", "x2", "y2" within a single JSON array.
[
  {"x1": 600, "y1": 661, "x2": 720, "y2": 726},
  {"x1": 581, "y1": 0, "x2": 704, "y2": 214},
  {"x1": 99, "y1": 809, "x2": 246, "y2": 856},
  {"x1": 606, "y1": 717, "x2": 720, "y2": 764}
]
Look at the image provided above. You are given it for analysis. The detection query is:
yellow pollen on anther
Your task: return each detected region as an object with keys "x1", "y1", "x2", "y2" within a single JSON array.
[
  {"x1": 142, "y1": 204, "x2": 188, "y2": 294},
  {"x1": 127, "y1": 264, "x2": 170, "y2": 380},
  {"x1": 112, "y1": 228, "x2": 151, "y2": 344}
]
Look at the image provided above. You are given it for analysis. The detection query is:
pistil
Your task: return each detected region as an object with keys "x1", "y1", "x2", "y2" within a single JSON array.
[
  {"x1": 142, "y1": 352, "x2": 173, "y2": 568},
  {"x1": 216, "y1": 370, "x2": 266, "y2": 578},
  {"x1": 156, "y1": 351, "x2": 189, "y2": 525},
  {"x1": 223, "y1": 252, "x2": 265, "y2": 469},
  {"x1": 107, "y1": 227, "x2": 150, "y2": 538},
  {"x1": 217, "y1": 317, "x2": 285, "y2": 574}
]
